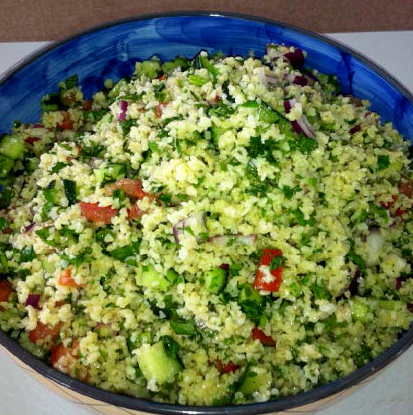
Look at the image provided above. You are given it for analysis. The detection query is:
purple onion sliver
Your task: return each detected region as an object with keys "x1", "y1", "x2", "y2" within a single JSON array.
[
  {"x1": 32, "y1": 123, "x2": 44, "y2": 128},
  {"x1": 283, "y1": 99, "x2": 293, "y2": 113},
  {"x1": 219, "y1": 263, "x2": 230, "y2": 273},
  {"x1": 336, "y1": 269, "x2": 360, "y2": 300},
  {"x1": 293, "y1": 75, "x2": 308, "y2": 87},
  {"x1": 117, "y1": 100, "x2": 128, "y2": 121},
  {"x1": 172, "y1": 218, "x2": 186, "y2": 243},
  {"x1": 349, "y1": 125, "x2": 362, "y2": 135},
  {"x1": 24, "y1": 223, "x2": 35, "y2": 233},
  {"x1": 283, "y1": 49, "x2": 305, "y2": 69},
  {"x1": 25, "y1": 294, "x2": 41, "y2": 309},
  {"x1": 265, "y1": 74, "x2": 278, "y2": 85}
]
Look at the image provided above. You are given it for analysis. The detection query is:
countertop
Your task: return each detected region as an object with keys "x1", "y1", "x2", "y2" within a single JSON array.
[{"x1": 0, "y1": 31, "x2": 413, "y2": 415}]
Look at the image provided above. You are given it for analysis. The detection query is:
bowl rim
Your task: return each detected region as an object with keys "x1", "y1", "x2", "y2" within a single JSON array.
[{"x1": 1, "y1": 10, "x2": 413, "y2": 415}]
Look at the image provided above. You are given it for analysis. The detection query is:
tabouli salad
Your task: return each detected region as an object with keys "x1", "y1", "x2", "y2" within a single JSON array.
[{"x1": 0, "y1": 44, "x2": 413, "y2": 405}]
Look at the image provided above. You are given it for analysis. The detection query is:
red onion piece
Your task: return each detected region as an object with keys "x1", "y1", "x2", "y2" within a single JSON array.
[
  {"x1": 266, "y1": 46, "x2": 305, "y2": 69},
  {"x1": 117, "y1": 100, "x2": 128, "y2": 121},
  {"x1": 336, "y1": 269, "x2": 360, "y2": 300},
  {"x1": 173, "y1": 212, "x2": 206, "y2": 243},
  {"x1": 33, "y1": 123, "x2": 44, "y2": 128},
  {"x1": 408, "y1": 304, "x2": 413, "y2": 313},
  {"x1": 283, "y1": 49, "x2": 305, "y2": 69},
  {"x1": 24, "y1": 223, "x2": 35, "y2": 233},
  {"x1": 292, "y1": 75, "x2": 308, "y2": 86},
  {"x1": 350, "y1": 125, "x2": 362, "y2": 135},
  {"x1": 25, "y1": 294, "x2": 41, "y2": 309},
  {"x1": 207, "y1": 234, "x2": 256, "y2": 246},
  {"x1": 173, "y1": 218, "x2": 186, "y2": 243},
  {"x1": 283, "y1": 98, "x2": 296, "y2": 113},
  {"x1": 219, "y1": 263, "x2": 230, "y2": 273},
  {"x1": 395, "y1": 273, "x2": 412, "y2": 290},
  {"x1": 291, "y1": 116, "x2": 317, "y2": 139}
]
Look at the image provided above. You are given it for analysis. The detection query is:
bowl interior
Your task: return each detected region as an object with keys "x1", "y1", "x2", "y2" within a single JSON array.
[
  {"x1": 1, "y1": 12, "x2": 413, "y2": 415},
  {"x1": 1, "y1": 14, "x2": 413, "y2": 140}
]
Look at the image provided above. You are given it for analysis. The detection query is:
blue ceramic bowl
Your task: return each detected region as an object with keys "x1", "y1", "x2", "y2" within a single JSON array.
[{"x1": 1, "y1": 11, "x2": 413, "y2": 415}]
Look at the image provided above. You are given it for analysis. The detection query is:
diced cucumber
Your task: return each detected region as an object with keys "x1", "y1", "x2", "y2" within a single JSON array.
[
  {"x1": 211, "y1": 123, "x2": 225, "y2": 146},
  {"x1": 258, "y1": 104, "x2": 279, "y2": 124},
  {"x1": 0, "y1": 134, "x2": 25, "y2": 159},
  {"x1": 238, "y1": 283, "x2": 265, "y2": 323},
  {"x1": 138, "y1": 264, "x2": 177, "y2": 291},
  {"x1": 0, "y1": 178, "x2": 13, "y2": 208},
  {"x1": 24, "y1": 157, "x2": 39, "y2": 173},
  {"x1": 94, "y1": 163, "x2": 127, "y2": 183},
  {"x1": 134, "y1": 58, "x2": 161, "y2": 79},
  {"x1": 137, "y1": 338, "x2": 183, "y2": 385},
  {"x1": 0, "y1": 155, "x2": 14, "y2": 178},
  {"x1": 170, "y1": 318, "x2": 196, "y2": 335},
  {"x1": 239, "y1": 365, "x2": 272, "y2": 396},
  {"x1": 108, "y1": 78, "x2": 128, "y2": 98},
  {"x1": 161, "y1": 56, "x2": 190, "y2": 74},
  {"x1": 63, "y1": 179, "x2": 77, "y2": 206},
  {"x1": 204, "y1": 267, "x2": 227, "y2": 294},
  {"x1": 42, "y1": 258, "x2": 55, "y2": 274},
  {"x1": 43, "y1": 181, "x2": 61, "y2": 205},
  {"x1": 105, "y1": 163, "x2": 127, "y2": 179},
  {"x1": 351, "y1": 299, "x2": 372, "y2": 322}
]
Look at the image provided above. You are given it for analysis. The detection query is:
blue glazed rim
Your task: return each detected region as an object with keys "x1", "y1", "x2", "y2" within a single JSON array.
[{"x1": 1, "y1": 11, "x2": 413, "y2": 415}]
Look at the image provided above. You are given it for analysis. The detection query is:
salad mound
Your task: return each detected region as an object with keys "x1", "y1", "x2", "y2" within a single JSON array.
[{"x1": 0, "y1": 44, "x2": 412, "y2": 405}]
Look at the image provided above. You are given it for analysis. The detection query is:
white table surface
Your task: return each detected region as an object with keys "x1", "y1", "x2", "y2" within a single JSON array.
[{"x1": 1, "y1": 31, "x2": 413, "y2": 415}]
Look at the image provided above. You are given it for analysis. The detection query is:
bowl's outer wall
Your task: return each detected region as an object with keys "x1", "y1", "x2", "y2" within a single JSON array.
[
  {"x1": 1, "y1": 15, "x2": 413, "y2": 140},
  {"x1": 1, "y1": 11, "x2": 413, "y2": 415}
]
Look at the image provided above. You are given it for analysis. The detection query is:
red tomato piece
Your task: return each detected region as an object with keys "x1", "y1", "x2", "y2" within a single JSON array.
[
  {"x1": 154, "y1": 105, "x2": 163, "y2": 118},
  {"x1": 127, "y1": 204, "x2": 146, "y2": 220},
  {"x1": 158, "y1": 74, "x2": 167, "y2": 81},
  {"x1": 251, "y1": 326, "x2": 276, "y2": 347},
  {"x1": 51, "y1": 339, "x2": 79, "y2": 368},
  {"x1": 215, "y1": 359, "x2": 239, "y2": 374},
  {"x1": 399, "y1": 179, "x2": 413, "y2": 199},
  {"x1": 29, "y1": 322, "x2": 62, "y2": 344},
  {"x1": 80, "y1": 202, "x2": 118, "y2": 224},
  {"x1": 57, "y1": 112, "x2": 74, "y2": 130},
  {"x1": 0, "y1": 280, "x2": 14, "y2": 310},
  {"x1": 81, "y1": 100, "x2": 93, "y2": 111},
  {"x1": 2, "y1": 227, "x2": 12, "y2": 235},
  {"x1": 25, "y1": 136, "x2": 41, "y2": 145},
  {"x1": 59, "y1": 267, "x2": 85, "y2": 288},
  {"x1": 381, "y1": 194, "x2": 398, "y2": 210},
  {"x1": 105, "y1": 179, "x2": 157, "y2": 201},
  {"x1": 253, "y1": 248, "x2": 283, "y2": 292}
]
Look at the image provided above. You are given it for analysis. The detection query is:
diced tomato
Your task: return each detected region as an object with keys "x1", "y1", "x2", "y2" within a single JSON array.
[
  {"x1": 29, "y1": 322, "x2": 62, "y2": 344},
  {"x1": 158, "y1": 74, "x2": 167, "y2": 81},
  {"x1": 215, "y1": 359, "x2": 239, "y2": 374},
  {"x1": 80, "y1": 202, "x2": 118, "y2": 224},
  {"x1": 2, "y1": 227, "x2": 12, "y2": 235},
  {"x1": 251, "y1": 326, "x2": 276, "y2": 347},
  {"x1": 254, "y1": 248, "x2": 283, "y2": 292},
  {"x1": 81, "y1": 99, "x2": 93, "y2": 111},
  {"x1": 105, "y1": 179, "x2": 157, "y2": 201},
  {"x1": 154, "y1": 105, "x2": 163, "y2": 118},
  {"x1": 55, "y1": 300, "x2": 67, "y2": 307},
  {"x1": 399, "y1": 179, "x2": 413, "y2": 199},
  {"x1": 59, "y1": 267, "x2": 85, "y2": 288},
  {"x1": 381, "y1": 194, "x2": 398, "y2": 210},
  {"x1": 25, "y1": 136, "x2": 41, "y2": 145},
  {"x1": 0, "y1": 280, "x2": 14, "y2": 310},
  {"x1": 51, "y1": 339, "x2": 79, "y2": 367},
  {"x1": 57, "y1": 112, "x2": 74, "y2": 130},
  {"x1": 127, "y1": 204, "x2": 146, "y2": 220}
]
